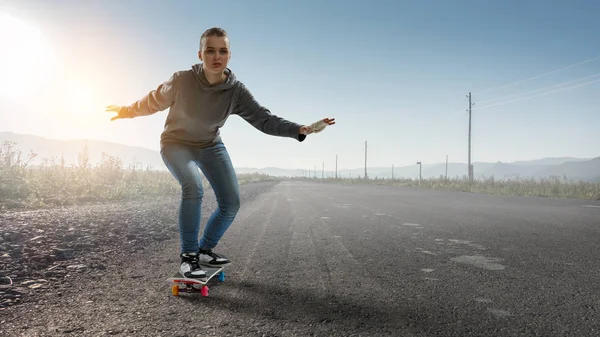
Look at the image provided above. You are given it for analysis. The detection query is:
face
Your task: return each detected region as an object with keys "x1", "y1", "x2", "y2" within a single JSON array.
[{"x1": 198, "y1": 36, "x2": 231, "y2": 74}]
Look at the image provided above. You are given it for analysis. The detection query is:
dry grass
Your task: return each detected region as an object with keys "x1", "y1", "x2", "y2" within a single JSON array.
[
  {"x1": 2, "y1": 140, "x2": 598, "y2": 210},
  {"x1": 0, "y1": 141, "x2": 278, "y2": 210},
  {"x1": 290, "y1": 174, "x2": 600, "y2": 200}
]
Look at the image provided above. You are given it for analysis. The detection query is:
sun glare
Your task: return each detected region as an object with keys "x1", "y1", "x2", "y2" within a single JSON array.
[
  {"x1": 0, "y1": 12, "x2": 54, "y2": 100},
  {"x1": 65, "y1": 84, "x2": 99, "y2": 117},
  {"x1": 50, "y1": 81, "x2": 106, "y2": 139}
]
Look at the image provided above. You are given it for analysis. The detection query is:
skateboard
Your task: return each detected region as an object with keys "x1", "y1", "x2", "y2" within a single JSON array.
[{"x1": 167, "y1": 266, "x2": 226, "y2": 297}]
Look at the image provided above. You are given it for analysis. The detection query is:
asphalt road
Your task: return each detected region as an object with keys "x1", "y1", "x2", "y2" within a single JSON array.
[
  {"x1": 3, "y1": 180, "x2": 599, "y2": 336},
  {"x1": 211, "y1": 180, "x2": 600, "y2": 336}
]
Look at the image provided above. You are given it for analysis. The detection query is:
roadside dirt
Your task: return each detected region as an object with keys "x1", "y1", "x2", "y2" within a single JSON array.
[{"x1": 0, "y1": 181, "x2": 280, "y2": 336}]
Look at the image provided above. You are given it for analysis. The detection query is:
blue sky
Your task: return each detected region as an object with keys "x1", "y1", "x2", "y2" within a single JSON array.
[{"x1": 1, "y1": 0, "x2": 599, "y2": 172}]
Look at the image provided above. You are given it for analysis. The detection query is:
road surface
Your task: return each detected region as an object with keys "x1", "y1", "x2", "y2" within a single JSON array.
[{"x1": 2, "y1": 180, "x2": 599, "y2": 336}]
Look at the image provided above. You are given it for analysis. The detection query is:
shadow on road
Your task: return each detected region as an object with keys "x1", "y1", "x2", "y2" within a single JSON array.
[{"x1": 174, "y1": 278, "x2": 423, "y2": 335}]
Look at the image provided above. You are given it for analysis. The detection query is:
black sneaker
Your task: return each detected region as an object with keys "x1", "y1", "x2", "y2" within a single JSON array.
[
  {"x1": 179, "y1": 252, "x2": 207, "y2": 280},
  {"x1": 198, "y1": 248, "x2": 231, "y2": 267}
]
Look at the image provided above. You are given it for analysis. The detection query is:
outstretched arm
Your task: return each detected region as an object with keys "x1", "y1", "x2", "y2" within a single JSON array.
[
  {"x1": 232, "y1": 83, "x2": 307, "y2": 141},
  {"x1": 106, "y1": 72, "x2": 178, "y2": 121}
]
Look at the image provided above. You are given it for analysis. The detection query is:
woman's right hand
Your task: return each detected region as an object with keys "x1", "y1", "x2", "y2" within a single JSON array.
[{"x1": 105, "y1": 105, "x2": 129, "y2": 121}]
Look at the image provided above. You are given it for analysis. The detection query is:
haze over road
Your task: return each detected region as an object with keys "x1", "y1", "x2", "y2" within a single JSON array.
[
  {"x1": 3, "y1": 180, "x2": 599, "y2": 336},
  {"x1": 219, "y1": 180, "x2": 600, "y2": 336}
]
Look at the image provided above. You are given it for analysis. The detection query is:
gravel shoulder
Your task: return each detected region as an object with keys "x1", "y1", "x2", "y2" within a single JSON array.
[{"x1": 0, "y1": 181, "x2": 280, "y2": 336}]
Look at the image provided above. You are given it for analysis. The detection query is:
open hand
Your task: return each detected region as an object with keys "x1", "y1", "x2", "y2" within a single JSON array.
[
  {"x1": 105, "y1": 105, "x2": 128, "y2": 121},
  {"x1": 300, "y1": 117, "x2": 335, "y2": 135}
]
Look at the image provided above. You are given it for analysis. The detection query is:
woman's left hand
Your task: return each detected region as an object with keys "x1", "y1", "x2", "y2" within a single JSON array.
[{"x1": 299, "y1": 117, "x2": 335, "y2": 135}]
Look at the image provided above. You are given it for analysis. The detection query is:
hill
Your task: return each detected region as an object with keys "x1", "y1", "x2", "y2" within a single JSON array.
[
  {"x1": 1, "y1": 131, "x2": 598, "y2": 181},
  {"x1": 0, "y1": 131, "x2": 165, "y2": 170}
]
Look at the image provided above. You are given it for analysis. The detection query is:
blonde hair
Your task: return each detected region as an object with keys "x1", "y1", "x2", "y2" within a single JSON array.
[{"x1": 199, "y1": 27, "x2": 228, "y2": 51}]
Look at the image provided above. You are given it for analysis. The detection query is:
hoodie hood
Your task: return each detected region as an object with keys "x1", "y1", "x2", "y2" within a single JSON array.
[{"x1": 192, "y1": 63, "x2": 237, "y2": 90}]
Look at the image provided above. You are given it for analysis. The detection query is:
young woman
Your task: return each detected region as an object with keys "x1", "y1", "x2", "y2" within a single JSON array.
[{"x1": 106, "y1": 27, "x2": 335, "y2": 280}]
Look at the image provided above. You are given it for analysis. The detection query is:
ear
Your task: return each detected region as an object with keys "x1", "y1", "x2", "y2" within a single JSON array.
[{"x1": 198, "y1": 50, "x2": 203, "y2": 61}]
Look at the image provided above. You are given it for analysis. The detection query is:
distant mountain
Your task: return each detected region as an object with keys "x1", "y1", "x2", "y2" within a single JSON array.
[
  {"x1": 509, "y1": 157, "x2": 591, "y2": 166},
  {"x1": 479, "y1": 162, "x2": 548, "y2": 178},
  {"x1": 534, "y1": 157, "x2": 600, "y2": 182},
  {"x1": 0, "y1": 131, "x2": 165, "y2": 170},
  {"x1": 1, "y1": 132, "x2": 598, "y2": 182},
  {"x1": 233, "y1": 159, "x2": 600, "y2": 182},
  {"x1": 236, "y1": 157, "x2": 600, "y2": 182}
]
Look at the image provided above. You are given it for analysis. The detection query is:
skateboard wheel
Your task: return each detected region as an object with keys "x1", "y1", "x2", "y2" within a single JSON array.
[
  {"x1": 218, "y1": 271, "x2": 225, "y2": 282},
  {"x1": 171, "y1": 284, "x2": 179, "y2": 296},
  {"x1": 201, "y1": 285, "x2": 209, "y2": 297}
]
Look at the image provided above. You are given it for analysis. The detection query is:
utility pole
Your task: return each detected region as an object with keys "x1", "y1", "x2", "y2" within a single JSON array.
[
  {"x1": 364, "y1": 141, "x2": 368, "y2": 179},
  {"x1": 467, "y1": 92, "x2": 473, "y2": 181},
  {"x1": 445, "y1": 155, "x2": 448, "y2": 181},
  {"x1": 416, "y1": 161, "x2": 422, "y2": 186},
  {"x1": 322, "y1": 162, "x2": 324, "y2": 179},
  {"x1": 314, "y1": 165, "x2": 316, "y2": 179},
  {"x1": 335, "y1": 155, "x2": 338, "y2": 179},
  {"x1": 392, "y1": 164, "x2": 394, "y2": 180}
]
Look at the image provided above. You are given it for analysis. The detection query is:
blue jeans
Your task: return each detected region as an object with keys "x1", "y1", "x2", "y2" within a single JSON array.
[{"x1": 160, "y1": 141, "x2": 240, "y2": 253}]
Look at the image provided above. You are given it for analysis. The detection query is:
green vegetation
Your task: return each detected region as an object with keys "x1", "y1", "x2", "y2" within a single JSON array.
[{"x1": 0, "y1": 141, "x2": 279, "y2": 210}]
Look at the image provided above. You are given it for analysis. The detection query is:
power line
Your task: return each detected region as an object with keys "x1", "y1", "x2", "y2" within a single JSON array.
[
  {"x1": 473, "y1": 54, "x2": 600, "y2": 95},
  {"x1": 475, "y1": 77, "x2": 600, "y2": 110},
  {"x1": 476, "y1": 72, "x2": 600, "y2": 106}
]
